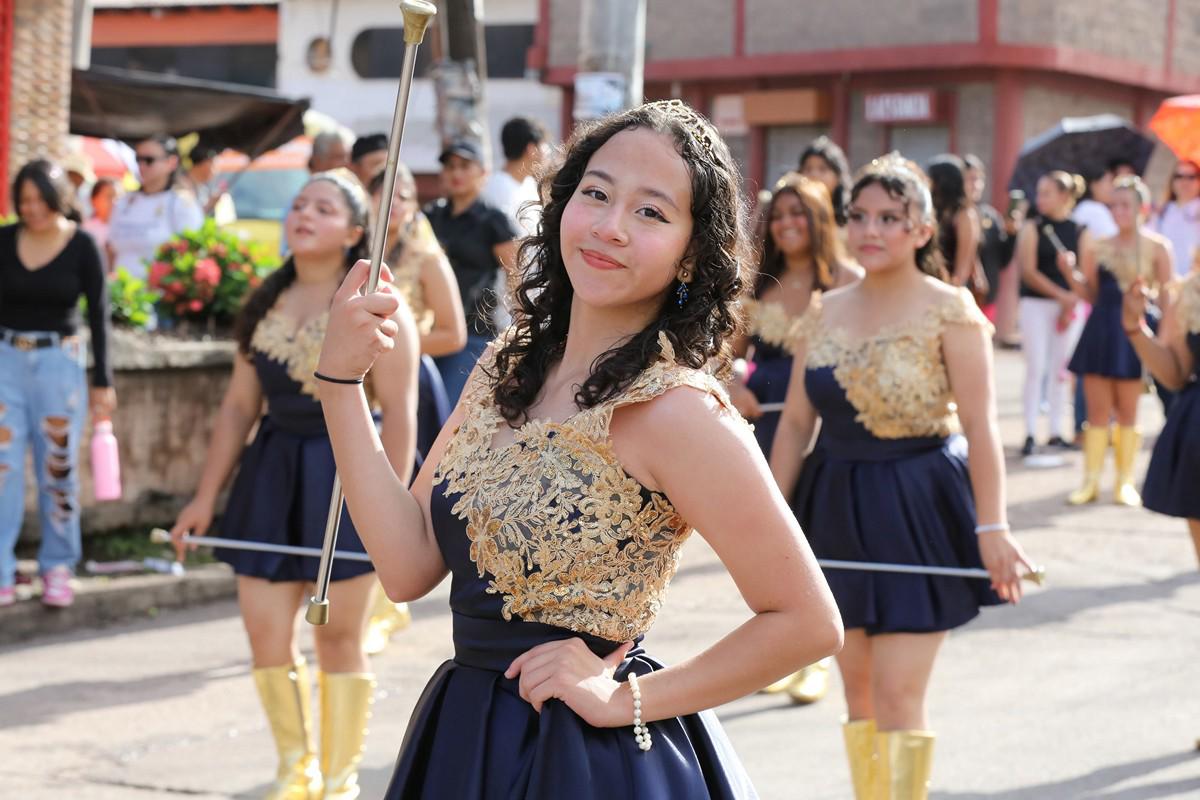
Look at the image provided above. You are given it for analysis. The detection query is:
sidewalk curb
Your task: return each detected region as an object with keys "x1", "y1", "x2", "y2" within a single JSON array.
[{"x1": 0, "y1": 564, "x2": 236, "y2": 646}]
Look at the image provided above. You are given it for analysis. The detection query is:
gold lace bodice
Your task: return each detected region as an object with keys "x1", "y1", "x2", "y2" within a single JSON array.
[
  {"x1": 251, "y1": 310, "x2": 327, "y2": 399},
  {"x1": 433, "y1": 332, "x2": 734, "y2": 641},
  {"x1": 1178, "y1": 271, "x2": 1200, "y2": 335},
  {"x1": 802, "y1": 287, "x2": 992, "y2": 439},
  {"x1": 388, "y1": 241, "x2": 437, "y2": 336},
  {"x1": 745, "y1": 295, "x2": 817, "y2": 355},
  {"x1": 1095, "y1": 234, "x2": 1163, "y2": 292}
]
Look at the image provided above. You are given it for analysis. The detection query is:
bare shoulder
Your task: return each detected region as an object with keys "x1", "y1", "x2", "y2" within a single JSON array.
[
  {"x1": 835, "y1": 259, "x2": 865, "y2": 285},
  {"x1": 1143, "y1": 229, "x2": 1172, "y2": 253},
  {"x1": 921, "y1": 275, "x2": 964, "y2": 304},
  {"x1": 616, "y1": 380, "x2": 746, "y2": 454}
]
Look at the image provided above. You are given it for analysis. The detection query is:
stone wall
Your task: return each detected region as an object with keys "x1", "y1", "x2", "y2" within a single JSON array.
[
  {"x1": 19, "y1": 331, "x2": 235, "y2": 543},
  {"x1": 9, "y1": 0, "x2": 72, "y2": 174}
]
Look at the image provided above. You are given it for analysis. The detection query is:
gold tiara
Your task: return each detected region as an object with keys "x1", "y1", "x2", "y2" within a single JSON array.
[{"x1": 643, "y1": 99, "x2": 716, "y2": 160}]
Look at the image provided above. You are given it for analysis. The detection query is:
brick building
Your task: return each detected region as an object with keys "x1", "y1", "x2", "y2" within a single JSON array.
[
  {"x1": 533, "y1": 0, "x2": 1200, "y2": 207},
  {"x1": 0, "y1": 0, "x2": 76, "y2": 215}
]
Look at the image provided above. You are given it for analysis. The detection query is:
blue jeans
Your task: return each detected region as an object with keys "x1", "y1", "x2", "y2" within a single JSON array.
[
  {"x1": 0, "y1": 335, "x2": 88, "y2": 587},
  {"x1": 434, "y1": 334, "x2": 491, "y2": 409}
]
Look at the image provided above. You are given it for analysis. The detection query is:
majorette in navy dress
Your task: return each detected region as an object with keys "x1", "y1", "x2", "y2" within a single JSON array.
[
  {"x1": 790, "y1": 288, "x2": 1002, "y2": 634},
  {"x1": 384, "y1": 333, "x2": 759, "y2": 799},
  {"x1": 1069, "y1": 234, "x2": 1166, "y2": 380},
  {"x1": 1142, "y1": 271, "x2": 1200, "y2": 519},
  {"x1": 215, "y1": 310, "x2": 374, "y2": 582},
  {"x1": 743, "y1": 296, "x2": 815, "y2": 457}
]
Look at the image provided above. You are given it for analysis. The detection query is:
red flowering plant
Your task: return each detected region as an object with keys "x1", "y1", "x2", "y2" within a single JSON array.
[{"x1": 147, "y1": 219, "x2": 279, "y2": 326}]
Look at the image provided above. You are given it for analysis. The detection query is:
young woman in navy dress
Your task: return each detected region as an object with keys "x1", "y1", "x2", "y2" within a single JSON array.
[
  {"x1": 171, "y1": 170, "x2": 419, "y2": 800},
  {"x1": 1124, "y1": 265, "x2": 1200, "y2": 566},
  {"x1": 317, "y1": 100, "x2": 843, "y2": 799},
  {"x1": 729, "y1": 173, "x2": 859, "y2": 705},
  {"x1": 1064, "y1": 176, "x2": 1174, "y2": 506},
  {"x1": 770, "y1": 155, "x2": 1034, "y2": 799}
]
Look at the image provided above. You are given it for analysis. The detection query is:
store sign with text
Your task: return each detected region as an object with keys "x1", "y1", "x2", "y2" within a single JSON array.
[{"x1": 864, "y1": 91, "x2": 938, "y2": 124}]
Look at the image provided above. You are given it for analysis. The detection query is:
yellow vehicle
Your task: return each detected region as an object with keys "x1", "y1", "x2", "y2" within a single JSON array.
[{"x1": 215, "y1": 137, "x2": 311, "y2": 256}]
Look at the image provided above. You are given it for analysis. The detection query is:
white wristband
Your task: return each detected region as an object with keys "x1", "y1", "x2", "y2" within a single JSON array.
[
  {"x1": 975, "y1": 522, "x2": 1010, "y2": 535},
  {"x1": 628, "y1": 672, "x2": 652, "y2": 752}
]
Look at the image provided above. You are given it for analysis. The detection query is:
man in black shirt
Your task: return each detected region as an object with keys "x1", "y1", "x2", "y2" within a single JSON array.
[
  {"x1": 424, "y1": 139, "x2": 519, "y2": 405},
  {"x1": 964, "y1": 155, "x2": 1020, "y2": 341}
]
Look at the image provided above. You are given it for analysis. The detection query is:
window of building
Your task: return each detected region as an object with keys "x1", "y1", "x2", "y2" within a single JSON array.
[
  {"x1": 91, "y1": 45, "x2": 276, "y2": 88},
  {"x1": 350, "y1": 24, "x2": 534, "y2": 80}
]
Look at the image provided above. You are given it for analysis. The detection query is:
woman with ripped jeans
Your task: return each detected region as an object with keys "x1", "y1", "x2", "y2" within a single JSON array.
[{"x1": 0, "y1": 159, "x2": 114, "y2": 608}]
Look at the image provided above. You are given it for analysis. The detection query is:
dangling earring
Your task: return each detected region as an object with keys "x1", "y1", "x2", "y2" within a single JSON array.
[{"x1": 676, "y1": 268, "x2": 690, "y2": 308}]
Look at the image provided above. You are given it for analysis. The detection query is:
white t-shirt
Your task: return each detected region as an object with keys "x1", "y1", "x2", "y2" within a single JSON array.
[
  {"x1": 108, "y1": 189, "x2": 204, "y2": 279},
  {"x1": 1152, "y1": 198, "x2": 1200, "y2": 276},
  {"x1": 481, "y1": 170, "x2": 541, "y2": 328},
  {"x1": 481, "y1": 170, "x2": 540, "y2": 238},
  {"x1": 1071, "y1": 199, "x2": 1118, "y2": 240}
]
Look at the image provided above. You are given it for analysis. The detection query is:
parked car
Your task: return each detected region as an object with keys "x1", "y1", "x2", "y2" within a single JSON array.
[{"x1": 214, "y1": 136, "x2": 311, "y2": 256}]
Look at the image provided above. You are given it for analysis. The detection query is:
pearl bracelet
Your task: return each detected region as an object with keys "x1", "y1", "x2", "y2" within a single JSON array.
[
  {"x1": 974, "y1": 522, "x2": 1010, "y2": 535},
  {"x1": 628, "y1": 672, "x2": 652, "y2": 752}
]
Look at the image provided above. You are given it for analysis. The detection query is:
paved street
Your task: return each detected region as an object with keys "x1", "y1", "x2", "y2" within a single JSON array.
[{"x1": 2, "y1": 348, "x2": 1198, "y2": 799}]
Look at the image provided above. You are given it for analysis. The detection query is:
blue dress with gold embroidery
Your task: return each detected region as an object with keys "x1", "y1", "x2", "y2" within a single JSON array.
[
  {"x1": 384, "y1": 334, "x2": 758, "y2": 799},
  {"x1": 1142, "y1": 273, "x2": 1200, "y2": 519},
  {"x1": 743, "y1": 297, "x2": 809, "y2": 457},
  {"x1": 790, "y1": 289, "x2": 1002, "y2": 634},
  {"x1": 214, "y1": 311, "x2": 374, "y2": 582}
]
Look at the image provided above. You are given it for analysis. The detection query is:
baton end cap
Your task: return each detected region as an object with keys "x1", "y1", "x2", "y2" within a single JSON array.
[
  {"x1": 400, "y1": 0, "x2": 436, "y2": 44},
  {"x1": 1024, "y1": 566, "x2": 1047, "y2": 586},
  {"x1": 305, "y1": 599, "x2": 330, "y2": 626},
  {"x1": 149, "y1": 528, "x2": 171, "y2": 544}
]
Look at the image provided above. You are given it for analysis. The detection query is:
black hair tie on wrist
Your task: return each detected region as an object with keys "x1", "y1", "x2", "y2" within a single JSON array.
[{"x1": 313, "y1": 371, "x2": 365, "y2": 385}]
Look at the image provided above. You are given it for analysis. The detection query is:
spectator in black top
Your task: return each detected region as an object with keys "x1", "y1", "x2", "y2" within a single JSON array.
[
  {"x1": 799, "y1": 136, "x2": 851, "y2": 227},
  {"x1": 350, "y1": 133, "x2": 389, "y2": 189},
  {"x1": 0, "y1": 159, "x2": 114, "y2": 608},
  {"x1": 963, "y1": 154, "x2": 1019, "y2": 324},
  {"x1": 424, "y1": 139, "x2": 520, "y2": 404}
]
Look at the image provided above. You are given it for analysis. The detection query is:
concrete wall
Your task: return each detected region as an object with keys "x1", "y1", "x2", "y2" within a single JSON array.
[
  {"x1": 19, "y1": 332, "x2": 235, "y2": 542},
  {"x1": 746, "y1": 0, "x2": 976, "y2": 54},
  {"x1": 999, "y1": 0, "x2": 1169, "y2": 68}
]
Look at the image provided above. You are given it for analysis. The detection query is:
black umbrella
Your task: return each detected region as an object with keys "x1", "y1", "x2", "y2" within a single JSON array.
[{"x1": 1007, "y1": 114, "x2": 1155, "y2": 202}]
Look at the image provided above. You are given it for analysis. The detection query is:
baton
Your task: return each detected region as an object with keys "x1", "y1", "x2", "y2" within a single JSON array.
[
  {"x1": 307, "y1": 0, "x2": 436, "y2": 626},
  {"x1": 150, "y1": 528, "x2": 373, "y2": 564},
  {"x1": 818, "y1": 559, "x2": 1045, "y2": 585}
]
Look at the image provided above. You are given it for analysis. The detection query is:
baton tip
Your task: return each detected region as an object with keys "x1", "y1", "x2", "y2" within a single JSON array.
[
  {"x1": 149, "y1": 527, "x2": 171, "y2": 544},
  {"x1": 305, "y1": 598, "x2": 330, "y2": 626},
  {"x1": 1024, "y1": 566, "x2": 1047, "y2": 586}
]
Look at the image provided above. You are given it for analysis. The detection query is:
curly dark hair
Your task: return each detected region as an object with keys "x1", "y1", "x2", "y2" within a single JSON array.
[
  {"x1": 490, "y1": 101, "x2": 751, "y2": 425},
  {"x1": 849, "y1": 154, "x2": 947, "y2": 281},
  {"x1": 234, "y1": 170, "x2": 371, "y2": 354},
  {"x1": 799, "y1": 136, "x2": 851, "y2": 227}
]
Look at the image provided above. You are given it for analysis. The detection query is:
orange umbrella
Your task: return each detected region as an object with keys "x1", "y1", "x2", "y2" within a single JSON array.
[{"x1": 1149, "y1": 94, "x2": 1200, "y2": 165}]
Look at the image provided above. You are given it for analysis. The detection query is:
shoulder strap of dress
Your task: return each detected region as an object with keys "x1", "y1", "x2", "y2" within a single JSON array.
[
  {"x1": 576, "y1": 333, "x2": 734, "y2": 440},
  {"x1": 936, "y1": 287, "x2": 993, "y2": 333}
]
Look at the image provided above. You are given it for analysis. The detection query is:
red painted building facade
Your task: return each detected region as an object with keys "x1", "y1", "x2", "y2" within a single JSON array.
[{"x1": 532, "y1": 0, "x2": 1200, "y2": 208}]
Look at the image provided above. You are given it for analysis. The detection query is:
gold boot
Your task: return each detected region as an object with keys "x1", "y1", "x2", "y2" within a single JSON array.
[
  {"x1": 1067, "y1": 424, "x2": 1109, "y2": 505},
  {"x1": 842, "y1": 718, "x2": 879, "y2": 800},
  {"x1": 319, "y1": 672, "x2": 376, "y2": 800},
  {"x1": 364, "y1": 581, "x2": 412, "y2": 656},
  {"x1": 1113, "y1": 426, "x2": 1143, "y2": 507},
  {"x1": 760, "y1": 671, "x2": 801, "y2": 694},
  {"x1": 877, "y1": 730, "x2": 935, "y2": 800},
  {"x1": 252, "y1": 660, "x2": 323, "y2": 800},
  {"x1": 787, "y1": 657, "x2": 832, "y2": 704}
]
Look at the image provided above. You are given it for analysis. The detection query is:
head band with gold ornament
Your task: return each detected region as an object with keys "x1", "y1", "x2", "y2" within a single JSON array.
[
  {"x1": 643, "y1": 99, "x2": 717, "y2": 160},
  {"x1": 864, "y1": 151, "x2": 934, "y2": 222}
]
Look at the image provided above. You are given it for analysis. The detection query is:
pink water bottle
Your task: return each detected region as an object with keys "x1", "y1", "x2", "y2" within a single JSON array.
[{"x1": 91, "y1": 419, "x2": 122, "y2": 502}]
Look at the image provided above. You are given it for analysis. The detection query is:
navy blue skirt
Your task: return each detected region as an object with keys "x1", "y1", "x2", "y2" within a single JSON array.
[
  {"x1": 1069, "y1": 272, "x2": 1146, "y2": 379},
  {"x1": 385, "y1": 614, "x2": 758, "y2": 799},
  {"x1": 745, "y1": 354, "x2": 791, "y2": 457},
  {"x1": 215, "y1": 415, "x2": 374, "y2": 583},
  {"x1": 792, "y1": 434, "x2": 1002, "y2": 635},
  {"x1": 1143, "y1": 381, "x2": 1200, "y2": 519}
]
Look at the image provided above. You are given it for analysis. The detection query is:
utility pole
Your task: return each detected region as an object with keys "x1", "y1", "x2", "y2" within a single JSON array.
[
  {"x1": 573, "y1": 0, "x2": 646, "y2": 124},
  {"x1": 432, "y1": 0, "x2": 490, "y2": 163}
]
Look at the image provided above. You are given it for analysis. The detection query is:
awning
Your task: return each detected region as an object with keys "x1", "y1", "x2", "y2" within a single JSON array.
[{"x1": 70, "y1": 65, "x2": 308, "y2": 157}]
